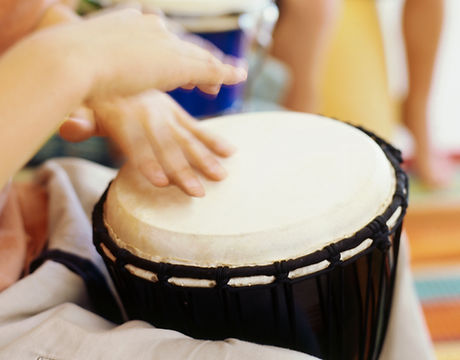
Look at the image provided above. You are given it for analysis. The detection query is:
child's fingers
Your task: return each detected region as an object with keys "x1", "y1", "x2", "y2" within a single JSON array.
[
  {"x1": 59, "y1": 116, "x2": 97, "y2": 142},
  {"x1": 173, "y1": 105, "x2": 237, "y2": 157},
  {"x1": 59, "y1": 106, "x2": 100, "y2": 142},
  {"x1": 135, "y1": 155, "x2": 169, "y2": 188},
  {"x1": 197, "y1": 84, "x2": 221, "y2": 95},
  {"x1": 184, "y1": 56, "x2": 247, "y2": 87},
  {"x1": 165, "y1": 30, "x2": 246, "y2": 90},
  {"x1": 180, "y1": 33, "x2": 226, "y2": 62},
  {"x1": 181, "y1": 84, "x2": 195, "y2": 90},
  {"x1": 142, "y1": 114, "x2": 205, "y2": 197},
  {"x1": 123, "y1": 130, "x2": 170, "y2": 188},
  {"x1": 90, "y1": 91, "x2": 234, "y2": 197},
  {"x1": 171, "y1": 124, "x2": 227, "y2": 181},
  {"x1": 172, "y1": 42, "x2": 247, "y2": 88},
  {"x1": 180, "y1": 84, "x2": 222, "y2": 95},
  {"x1": 97, "y1": 104, "x2": 170, "y2": 188}
]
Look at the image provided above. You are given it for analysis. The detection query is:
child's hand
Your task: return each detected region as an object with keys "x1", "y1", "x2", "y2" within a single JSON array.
[
  {"x1": 36, "y1": 9, "x2": 247, "y2": 101},
  {"x1": 0, "y1": 9, "x2": 246, "y2": 189},
  {"x1": 60, "y1": 91, "x2": 235, "y2": 197}
]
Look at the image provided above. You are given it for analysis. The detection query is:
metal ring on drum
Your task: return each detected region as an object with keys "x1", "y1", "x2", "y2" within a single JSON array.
[{"x1": 93, "y1": 111, "x2": 409, "y2": 359}]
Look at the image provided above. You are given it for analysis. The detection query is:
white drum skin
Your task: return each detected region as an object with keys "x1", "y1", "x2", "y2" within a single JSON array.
[{"x1": 104, "y1": 112, "x2": 396, "y2": 268}]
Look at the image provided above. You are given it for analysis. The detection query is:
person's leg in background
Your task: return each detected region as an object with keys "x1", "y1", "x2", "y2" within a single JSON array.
[
  {"x1": 271, "y1": 0, "x2": 341, "y2": 114},
  {"x1": 403, "y1": 0, "x2": 451, "y2": 187}
]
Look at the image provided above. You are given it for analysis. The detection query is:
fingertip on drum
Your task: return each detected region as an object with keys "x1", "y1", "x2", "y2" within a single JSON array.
[
  {"x1": 183, "y1": 180, "x2": 205, "y2": 197},
  {"x1": 139, "y1": 163, "x2": 170, "y2": 188},
  {"x1": 204, "y1": 162, "x2": 227, "y2": 181},
  {"x1": 215, "y1": 142, "x2": 237, "y2": 157}
]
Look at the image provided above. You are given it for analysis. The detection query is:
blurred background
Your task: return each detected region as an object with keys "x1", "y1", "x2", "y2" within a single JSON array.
[{"x1": 379, "y1": 1, "x2": 460, "y2": 358}]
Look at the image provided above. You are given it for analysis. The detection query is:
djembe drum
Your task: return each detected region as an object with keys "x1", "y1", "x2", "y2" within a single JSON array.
[{"x1": 93, "y1": 111, "x2": 408, "y2": 359}]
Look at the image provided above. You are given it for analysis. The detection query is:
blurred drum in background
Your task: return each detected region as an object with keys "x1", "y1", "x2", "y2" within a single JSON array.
[
  {"x1": 93, "y1": 111, "x2": 409, "y2": 359},
  {"x1": 156, "y1": 0, "x2": 276, "y2": 117},
  {"x1": 102, "y1": 0, "x2": 277, "y2": 117}
]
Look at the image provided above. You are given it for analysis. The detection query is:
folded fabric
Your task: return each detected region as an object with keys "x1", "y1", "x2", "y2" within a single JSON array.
[
  {"x1": 14, "y1": 182, "x2": 48, "y2": 274},
  {"x1": 0, "y1": 158, "x2": 435, "y2": 359}
]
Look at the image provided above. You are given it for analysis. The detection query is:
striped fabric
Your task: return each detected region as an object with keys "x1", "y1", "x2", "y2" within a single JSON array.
[{"x1": 407, "y1": 168, "x2": 460, "y2": 359}]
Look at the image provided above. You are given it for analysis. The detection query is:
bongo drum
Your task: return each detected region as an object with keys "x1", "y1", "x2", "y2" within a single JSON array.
[
  {"x1": 146, "y1": 0, "x2": 273, "y2": 117},
  {"x1": 93, "y1": 112, "x2": 408, "y2": 359}
]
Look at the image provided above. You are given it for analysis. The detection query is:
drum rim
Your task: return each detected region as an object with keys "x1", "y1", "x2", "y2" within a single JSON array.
[{"x1": 92, "y1": 123, "x2": 408, "y2": 286}]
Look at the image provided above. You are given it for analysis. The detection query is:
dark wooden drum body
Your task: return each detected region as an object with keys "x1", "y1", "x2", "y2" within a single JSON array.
[{"x1": 93, "y1": 112, "x2": 408, "y2": 359}]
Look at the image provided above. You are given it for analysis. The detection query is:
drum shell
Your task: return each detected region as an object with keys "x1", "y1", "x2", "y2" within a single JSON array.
[{"x1": 93, "y1": 186, "x2": 404, "y2": 360}]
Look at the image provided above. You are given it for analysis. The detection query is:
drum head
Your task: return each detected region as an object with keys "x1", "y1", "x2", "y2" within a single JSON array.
[{"x1": 104, "y1": 112, "x2": 396, "y2": 267}]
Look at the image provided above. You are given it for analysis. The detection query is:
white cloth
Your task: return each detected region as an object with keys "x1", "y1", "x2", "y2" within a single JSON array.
[
  {"x1": 0, "y1": 158, "x2": 434, "y2": 359},
  {"x1": 380, "y1": 238, "x2": 436, "y2": 359},
  {"x1": 0, "y1": 159, "x2": 311, "y2": 360}
]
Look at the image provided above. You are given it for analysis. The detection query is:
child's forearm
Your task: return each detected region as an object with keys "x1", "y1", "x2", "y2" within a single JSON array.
[{"x1": 0, "y1": 33, "x2": 92, "y2": 189}]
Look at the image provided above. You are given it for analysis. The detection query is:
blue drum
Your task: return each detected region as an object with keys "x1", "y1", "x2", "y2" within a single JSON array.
[{"x1": 151, "y1": 0, "x2": 273, "y2": 117}]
